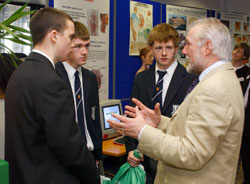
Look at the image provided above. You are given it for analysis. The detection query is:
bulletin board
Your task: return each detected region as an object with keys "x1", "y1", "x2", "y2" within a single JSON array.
[
  {"x1": 49, "y1": 0, "x2": 110, "y2": 101},
  {"x1": 166, "y1": 5, "x2": 208, "y2": 66},
  {"x1": 217, "y1": 12, "x2": 250, "y2": 47}
]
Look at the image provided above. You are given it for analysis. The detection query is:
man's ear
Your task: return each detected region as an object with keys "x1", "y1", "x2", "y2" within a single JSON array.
[
  {"x1": 204, "y1": 40, "x2": 213, "y2": 56},
  {"x1": 50, "y1": 30, "x2": 58, "y2": 43}
]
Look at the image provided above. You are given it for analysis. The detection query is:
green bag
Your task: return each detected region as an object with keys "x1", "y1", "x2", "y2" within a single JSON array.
[
  {"x1": 0, "y1": 160, "x2": 9, "y2": 184},
  {"x1": 109, "y1": 150, "x2": 146, "y2": 184}
]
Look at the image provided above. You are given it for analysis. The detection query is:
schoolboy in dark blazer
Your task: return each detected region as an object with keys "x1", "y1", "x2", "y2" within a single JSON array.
[
  {"x1": 125, "y1": 23, "x2": 196, "y2": 184},
  {"x1": 5, "y1": 8, "x2": 99, "y2": 184},
  {"x1": 56, "y1": 21, "x2": 102, "y2": 162}
]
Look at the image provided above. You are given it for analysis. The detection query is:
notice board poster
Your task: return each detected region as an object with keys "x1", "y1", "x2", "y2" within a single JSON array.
[
  {"x1": 220, "y1": 12, "x2": 250, "y2": 47},
  {"x1": 129, "y1": 1, "x2": 153, "y2": 56},
  {"x1": 166, "y1": 5, "x2": 206, "y2": 66},
  {"x1": 54, "y1": 0, "x2": 110, "y2": 100}
]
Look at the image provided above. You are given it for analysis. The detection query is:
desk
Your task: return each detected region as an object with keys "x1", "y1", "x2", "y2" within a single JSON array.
[
  {"x1": 102, "y1": 137, "x2": 126, "y2": 177},
  {"x1": 102, "y1": 137, "x2": 126, "y2": 157}
]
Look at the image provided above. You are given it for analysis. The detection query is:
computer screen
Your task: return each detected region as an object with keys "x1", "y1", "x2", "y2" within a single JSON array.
[
  {"x1": 102, "y1": 104, "x2": 121, "y2": 130},
  {"x1": 99, "y1": 100, "x2": 123, "y2": 139}
]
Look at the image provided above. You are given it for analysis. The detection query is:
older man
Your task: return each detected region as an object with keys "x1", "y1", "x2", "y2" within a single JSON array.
[{"x1": 108, "y1": 18, "x2": 244, "y2": 184}]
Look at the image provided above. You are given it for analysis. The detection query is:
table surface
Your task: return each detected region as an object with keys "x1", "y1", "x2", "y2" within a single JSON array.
[{"x1": 102, "y1": 137, "x2": 126, "y2": 157}]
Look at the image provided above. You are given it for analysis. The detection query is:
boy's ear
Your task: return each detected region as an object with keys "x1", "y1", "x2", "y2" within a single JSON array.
[{"x1": 50, "y1": 30, "x2": 58, "y2": 43}]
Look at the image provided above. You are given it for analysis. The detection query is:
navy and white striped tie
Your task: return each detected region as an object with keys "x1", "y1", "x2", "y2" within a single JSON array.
[
  {"x1": 74, "y1": 70, "x2": 87, "y2": 143},
  {"x1": 152, "y1": 70, "x2": 167, "y2": 109},
  {"x1": 184, "y1": 78, "x2": 199, "y2": 98}
]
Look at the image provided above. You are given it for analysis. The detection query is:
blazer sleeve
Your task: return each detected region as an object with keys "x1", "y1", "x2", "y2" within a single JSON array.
[
  {"x1": 91, "y1": 73, "x2": 103, "y2": 160},
  {"x1": 37, "y1": 77, "x2": 99, "y2": 183}
]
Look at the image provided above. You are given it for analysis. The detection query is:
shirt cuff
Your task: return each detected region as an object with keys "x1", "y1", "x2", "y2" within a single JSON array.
[{"x1": 137, "y1": 125, "x2": 147, "y2": 141}]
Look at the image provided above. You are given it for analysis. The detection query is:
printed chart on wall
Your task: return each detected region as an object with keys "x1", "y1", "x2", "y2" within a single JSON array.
[
  {"x1": 166, "y1": 5, "x2": 206, "y2": 66},
  {"x1": 54, "y1": 0, "x2": 109, "y2": 100},
  {"x1": 219, "y1": 12, "x2": 250, "y2": 48},
  {"x1": 129, "y1": 1, "x2": 153, "y2": 56}
]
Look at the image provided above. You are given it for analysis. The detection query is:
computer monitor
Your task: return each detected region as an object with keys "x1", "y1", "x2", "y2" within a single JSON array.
[{"x1": 99, "y1": 99, "x2": 123, "y2": 140}]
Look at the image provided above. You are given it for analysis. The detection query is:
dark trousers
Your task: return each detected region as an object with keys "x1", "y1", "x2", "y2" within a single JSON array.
[
  {"x1": 241, "y1": 136, "x2": 250, "y2": 184},
  {"x1": 145, "y1": 158, "x2": 157, "y2": 184}
]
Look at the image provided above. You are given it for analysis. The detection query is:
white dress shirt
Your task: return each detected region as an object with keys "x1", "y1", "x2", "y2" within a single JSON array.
[
  {"x1": 138, "y1": 61, "x2": 177, "y2": 140},
  {"x1": 155, "y1": 61, "x2": 178, "y2": 106}
]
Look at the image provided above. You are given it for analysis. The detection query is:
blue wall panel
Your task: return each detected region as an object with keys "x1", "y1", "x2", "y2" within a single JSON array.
[
  {"x1": 109, "y1": 0, "x2": 114, "y2": 99},
  {"x1": 114, "y1": 0, "x2": 162, "y2": 100}
]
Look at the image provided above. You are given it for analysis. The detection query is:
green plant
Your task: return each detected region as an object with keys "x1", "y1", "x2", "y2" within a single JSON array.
[{"x1": 0, "y1": 0, "x2": 36, "y2": 67}]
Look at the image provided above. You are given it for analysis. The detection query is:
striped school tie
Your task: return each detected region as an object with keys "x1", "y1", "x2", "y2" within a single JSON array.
[
  {"x1": 152, "y1": 70, "x2": 167, "y2": 109},
  {"x1": 75, "y1": 70, "x2": 87, "y2": 143}
]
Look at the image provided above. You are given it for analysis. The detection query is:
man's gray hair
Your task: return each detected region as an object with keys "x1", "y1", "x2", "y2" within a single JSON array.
[{"x1": 189, "y1": 18, "x2": 232, "y2": 61}]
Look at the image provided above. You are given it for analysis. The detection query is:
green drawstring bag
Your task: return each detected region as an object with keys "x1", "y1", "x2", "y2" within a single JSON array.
[
  {"x1": 109, "y1": 150, "x2": 146, "y2": 184},
  {"x1": 101, "y1": 150, "x2": 146, "y2": 184}
]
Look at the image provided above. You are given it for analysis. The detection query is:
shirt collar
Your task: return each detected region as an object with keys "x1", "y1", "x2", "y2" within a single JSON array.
[
  {"x1": 199, "y1": 60, "x2": 228, "y2": 81},
  {"x1": 233, "y1": 65, "x2": 245, "y2": 70},
  {"x1": 155, "y1": 61, "x2": 178, "y2": 77},
  {"x1": 32, "y1": 49, "x2": 55, "y2": 68},
  {"x1": 62, "y1": 62, "x2": 81, "y2": 79}
]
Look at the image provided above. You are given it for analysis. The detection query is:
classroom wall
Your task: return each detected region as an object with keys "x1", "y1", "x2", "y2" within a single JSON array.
[
  {"x1": 153, "y1": 0, "x2": 249, "y2": 14},
  {"x1": 224, "y1": 0, "x2": 250, "y2": 14},
  {"x1": 163, "y1": 0, "x2": 222, "y2": 10}
]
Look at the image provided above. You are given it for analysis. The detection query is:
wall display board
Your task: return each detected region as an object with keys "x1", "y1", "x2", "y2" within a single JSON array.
[
  {"x1": 52, "y1": 0, "x2": 110, "y2": 100},
  {"x1": 0, "y1": 3, "x2": 31, "y2": 55},
  {"x1": 114, "y1": 0, "x2": 161, "y2": 106},
  {"x1": 166, "y1": 5, "x2": 206, "y2": 66},
  {"x1": 219, "y1": 12, "x2": 250, "y2": 47},
  {"x1": 129, "y1": 1, "x2": 153, "y2": 55}
]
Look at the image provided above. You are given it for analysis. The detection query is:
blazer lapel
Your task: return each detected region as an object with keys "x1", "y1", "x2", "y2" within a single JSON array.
[
  {"x1": 55, "y1": 62, "x2": 72, "y2": 90},
  {"x1": 162, "y1": 63, "x2": 186, "y2": 114},
  {"x1": 81, "y1": 67, "x2": 89, "y2": 104},
  {"x1": 146, "y1": 66, "x2": 156, "y2": 108}
]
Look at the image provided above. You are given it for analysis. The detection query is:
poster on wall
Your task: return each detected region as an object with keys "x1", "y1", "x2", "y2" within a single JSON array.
[
  {"x1": 129, "y1": 1, "x2": 153, "y2": 56},
  {"x1": 54, "y1": 0, "x2": 109, "y2": 100},
  {"x1": 220, "y1": 12, "x2": 250, "y2": 48},
  {"x1": 166, "y1": 5, "x2": 206, "y2": 66}
]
